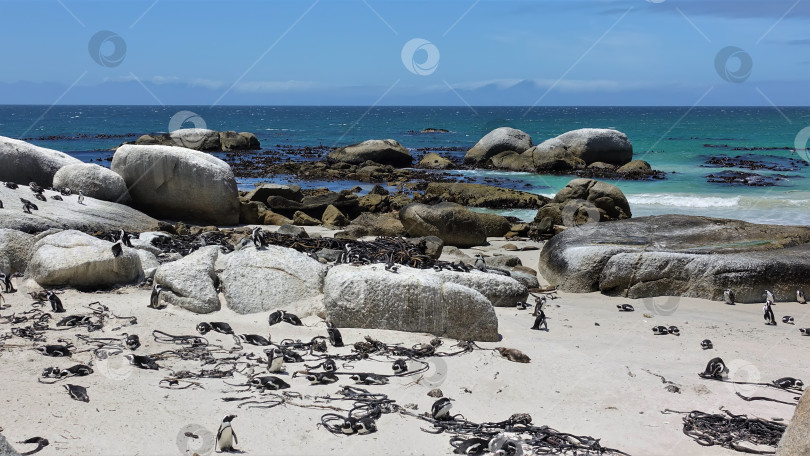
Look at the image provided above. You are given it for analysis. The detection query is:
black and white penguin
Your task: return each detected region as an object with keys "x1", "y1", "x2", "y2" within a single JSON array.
[
  {"x1": 119, "y1": 229, "x2": 133, "y2": 247},
  {"x1": 392, "y1": 359, "x2": 408, "y2": 374},
  {"x1": 196, "y1": 322, "x2": 213, "y2": 335},
  {"x1": 326, "y1": 321, "x2": 344, "y2": 347},
  {"x1": 20, "y1": 198, "x2": 37, "y2": 213},
  {"x1": 251, "y1": 227, "x2": 265, "y2": 248},
  {"x1": 29, "y1": 182, "x2": 43, "y2": 194},
  {"x1": 266, "y1": 348, "x2": 285, "y2": 373},
  {"x1": 124, "y1": 354, "x2": 159, "y2": 370},
  {"x1": 431, "y1": 397, "x2": 453, "y2": 421},
  {"x1": 773, "y1": 377, "x2": 804, "y2": 389},
  {"x1": 322, "y1": 358, "x2": 337, "y2": 372},
  {"x1": 763, "y1": 300, "x2": 776, "y2": 325},
  {"x1": 34, "y1": 193, "x2": 46, "y2": 202},
  {"x1": 63, "y1": 384, "x2": 89, "y2": 402},
  {"x1": 37, "y1": 344, "x2": 72, "y2": 357},
  {"x1": 4, "y1": 181, "x2": 18, "y2": 189},
  {"x1": 350, "y1": 373, "x2": 389, "y2": 385},
  {"x1": 617, "y1": 304, "x2": 634, "y2": 312},
  {"x1": 251, "y1": 376, "x2": 290, "y2": 391},
  {"x1": 668, "y1": 326, "x2": 680, "y2": 335},
  {"x1": 341, "y1": 417, "x2": 358, "y2": 435},
  {"x1": 268, "y1": 310, "x2": 302, "y2": 326},
  {"x1": 42, "y1": 367, "x2": 65, "y2": 378},
  {"x1": 149, "y1": 284, "x2": 163, "y2": 309},
  {"x1": 206, "y1": 322, "x2": 234, "y2": 335},
  {"x1": 111, "y1": 241, "x2": 123, "y2": 258},
  {"x1": 782, "y1": 316, "x2": 795, "y2": 325},
  {"x1": 125, "y1": 334, "x2": 140, "y2": 350},
  {"x1": 765, "y1": 290, "x2": 775, "y2": 303},
  {"x1": 453, "y1": 437, "x2": 489, "y2": 455},
  {"x1": 77, "y1": 191, "x2": 85, "y2": 205},
  {"x1": 530, "y1": 296, "x2": 547, "y2": 331},
  {"x1": 216, "y1": 415, "x2": 238, "y2": 452},
  {"x1": 652, "y1": 326, "x2": 669, "y2": 335},
  {"x1": 50, "y1": 195, "x2": 62, "y2": 201},
  {"x1": 46, "y1": 291, "x2": 65, "y2": 313},
  {"x1": 0, "y1": 273, "x2": 15, "y2": 293},
  {"x1": 56, "y1": 315, "x2": 91, "y2": 327},
  {"x1": 515, "y1": 301, "x2": 528, "y2": 310},
  {"x1": 473, "y1": 254, "x2": 487, "y2": 272},
  {"x1": 724, "y1": 289, "x2": 735, "y2": 305},
  {"x1": 701, "y1": 339, "x2": 713, "y2": 350},
  {"x1": 60, "y1": 187, "x2": 71, "y2": 196},
  {"x1": 801, "y1": 328, "x2": 810, "y2": 336},
  {"x1": 354, "y1": 417, "x2": 377, "y2": 434},
  {"x1": 797, "y1": 289, "x2": 807, "y2": 304},
  {"x1": 63, "y1": 364, "x2": 93, "y2": 377},
  {"x1": 306, "y1": 372, "x2": 338, "y2": 385},
  {"x1": 699, "y1": 357, "x2": 728, "y2": 379},
  {"x1": 281, "y1": 349, "x2": 304, "y2": 363},
  {"x1": 239, "y1": 334, "x2": 271, "y2": 346}
]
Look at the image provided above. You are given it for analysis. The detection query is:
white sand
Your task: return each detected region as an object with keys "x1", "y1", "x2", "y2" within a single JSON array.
[{"x1": 0, "y1": 236, "x2": 807, "y2": 456}]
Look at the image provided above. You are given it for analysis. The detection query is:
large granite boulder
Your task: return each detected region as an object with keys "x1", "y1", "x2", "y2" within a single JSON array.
[
  {"x1": 538, "y1": 214, "x2": 810, "y2": 302},
  {"x1": 0, "y1": 434, "x2": 21, "y2": 456},
  {"x1": 532, "y1": 129, "x2": 632, "y2": 165},
  {"x1": 154, "y1": 246, "x2": 220, "y2": 313},
  {"x1": 220, "y1": 245, "x2": 327, "y2": 314},
  {"x1": 0, "y1": 136, "x2": 82, "y2": 186},
  {"x1": 219, "y1": 131, "x2": 260, "y2": 151},
  {"x1": 324, "y1": 264, "x2": 498, "y2": 341},
  {"x1": 327, "y1": 139, "x2": 412, "y2": 167},
  {"x1": 52, "y1": 163, "x2": 131, "y2": 203},
  {"x1": 422, "y1": 182, "x2": 549, "y2": 209},
  {"x1": 490, "y1": 151, "x2": 533, "y2": 171},
  {"x1": 524, "y1": 146, "x2": 586, "y2": 171},
  {"x1": 417, "y1": 153, "x2": 453, "y2": 170},
  {"x1": 0, "y1": 229, "x2": 36, "y2": 274},
  {"x1": 111, "y1": 144, "x2": 239, "y2": 225},
  {"x1": 26, "y1": 230, "x2": 142, "y2": 289},
  {"x1": 473, "y1": 212, "x2": 512, "y2": 237},
  {"x1": 430, "y1": 269, "x2": 527, "y2": 307},
  {"x1": 777, "y1": 390, "x2": 810, "y2": 456},
  {"x1": 464, "y1": 127, "x2": 532, "y2": 165},
  {"x1": 399, "y1": 202, "x2": 487, "y2": 248},
  {"x1": 169, "y1": 128, "x2": 221, "y2": 151},
  {"x1": 551, "y1": 178, "x2": 631, "y2": 222},
  {"x1": 0, "y1": 184, "x2": 159, "y2": 234},
  {"x1": 242, "y1": 184, "x2": 303, "y2": 203}
]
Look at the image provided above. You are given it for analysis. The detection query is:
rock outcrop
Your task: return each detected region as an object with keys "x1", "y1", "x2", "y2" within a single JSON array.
[
  {"x1": 777, "y1": 390, "x2": 810, "y2": 456},
  {"x1": 400, "y1": 202, "x2": 487, "y2": 247},
  {"x1": 327, "y1": 139, "x2": 412, "y2": 167},
  {"x1": 417, "y1": 153, "x2": 453, "y2": 169},
  {"x1": 0, "y1": 136, "x2": 82, "y2": 186},
  {"x1": 154, "y1": 246, "x2": 220, "y2": 314},
  {"x1": 422, "y1": 182, "x2": 549, "y2": 209},
  {"x1": 464, "y1": 128, "x2": 532, "y2": 165},
  {"x1": 530, "y1": 128, "x2": 632, "y2": 165},
  {"x1": 133, "y1": 128, "x2": 260, "y2": 151},
  {"x1": 52, "y1": 163, "x2": 131, "y2": 203},
  {"x1": 0, "y1": 229, "x2": 36, "y2": 274}
]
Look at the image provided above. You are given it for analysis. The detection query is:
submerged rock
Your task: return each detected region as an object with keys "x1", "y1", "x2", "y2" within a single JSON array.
[{"x1": 422, "y1": 182, "x2": 550, "y2": 209}]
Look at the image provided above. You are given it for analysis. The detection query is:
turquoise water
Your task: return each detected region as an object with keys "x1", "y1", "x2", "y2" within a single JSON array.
[{"x1": 1, "y1": 105, "x2": 808, "y2": 225}]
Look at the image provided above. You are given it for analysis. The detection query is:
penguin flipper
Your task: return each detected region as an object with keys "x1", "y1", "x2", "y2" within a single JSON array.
[{"x1": 232, "y1": 430, "x2": 237, "y2": 446}]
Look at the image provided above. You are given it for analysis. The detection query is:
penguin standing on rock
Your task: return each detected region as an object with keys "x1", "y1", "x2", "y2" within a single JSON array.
[
  {"x1": 763, "y1": 300, "x2": 776, "y2": 326},
  {"x1": 216, "y1": 415, "x2": 238, "y2": 453},
  {"x1": 251, "y1": 227, "x2": 265, "y2": 248}
]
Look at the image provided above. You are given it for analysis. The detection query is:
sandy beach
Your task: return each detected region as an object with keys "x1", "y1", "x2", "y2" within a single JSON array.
[{"x1": 1, "y1": 234, "x2": 805, "y2": 456}]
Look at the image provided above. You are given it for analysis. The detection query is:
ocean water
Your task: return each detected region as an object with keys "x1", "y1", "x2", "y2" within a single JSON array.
[{"x1": 2, "y1": 105, "x2": 809, "y2": 225}]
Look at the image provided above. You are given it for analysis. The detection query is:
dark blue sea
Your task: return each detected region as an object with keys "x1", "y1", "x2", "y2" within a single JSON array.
[{"x1": 2, "y1": 105, "x2": 809, "y2": 224}]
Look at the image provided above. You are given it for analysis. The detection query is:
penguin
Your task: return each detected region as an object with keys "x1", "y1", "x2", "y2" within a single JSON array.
[
  {"x1": 326, "y1": 321, "x2": 344, "y2": 347},
  {"x1": 724, "y1": 289, "x2": 735, "y2": 305},
  {"x1": 322, "y1": 358, "x2": 337, "y2": 372},
  {"x1": 515, "y1": 301, "x2": 528, "y2": 310},
  {"x1": 473, "y1": 254, "x2": 487, "y2": 272},
  {"x1": 65, "y1": 364, "x2": 93, "y2": 376},
  {"x1": 0, "y1": 273, "x2": 14, "y2": 293},
  {"x1": 5, "y1": 181, "x2": 18, "y2": 189},
  {"x1": 149, "y1": 283, "x2": 163, "y2": 309},
  {"x1": 282, "y1": 349, "x2": 304, "y2": 363},
  {"x1": 699, "y1": 357, "x2": 728, "y2": 379},
  {"x1": 251, "y1": 376, "x2": 290, "y2": 391},
  {"x1": 125, "y1": 334, "x2": 141, "y2": 350},
  {"x1": 453, "y1": 437, "x2": 489, "y2": 455},
  {"x1": 763, "y1": 300, "x2": 777, "y2": 325},
  {"x1": 37, "y1": 344, "x2": 72, "y2": 357},
  {"x1": 239, "y1": 334, "x2": 271, "y2": 346},
  {"x1": 63, "y1": 384, "x2": 89, "y2": 402},
  {"x1": 652, "y1": 326, "x2": 669, "y2": 335},
  {"x1": 50, "y1": 195, "x2": 63, "y2": 201},
  {"x1": 202, "y1": 322, "x2": 234, "y2": 335},
  {"x1": 701, "y1": 339, "x2": 713, "y2": 350},
  {"x1": 56, "y1": 315, "x2": 91, "y2": 327},
  {"x1": 124, "y1": 354, "x2": 159, "y2": 370},
  {"x1": 354, "y1": 417, "x2": 377, "y2": 434},
  {"x1": 0, "y1": 199, "x2": 3, "y2": 209},
  {"x1": 111, "y1": 241, "x2": 123, "y2": 258},
  {"x1": 268, "y1": 310, "x2": 283, "y2": 326},
  {"x1": 350, "y1": 373, "x2": 389, "y2": 385},
  {"x1": 801, "y1": 328, "x2": 810, "y2": 336},
  {"x1": 29, "y1": 182, "x2": 43, "y2": 194},
  {"x1": 77, "y1": 191, "x2": 85, "y2": 205},
  {"x1": 782, "y1": 316, "x2": 795, "y2": 325},
  {"x1": 530, "y1": 297, "x2": 547, "y2": 331},
  {"x1": 306, "y1": 372, "x2": 338, "y2": 385},
  {"x1": 21, "y1": 198, "x2": 37, "y2": 213},
  {"x1": 341, "y1": 417, "x2": 358, "y2": 435},
  {"x1": 46, "y1": 291, "x2": 65, "y2": 313},
  {"x1": 119, "y1": 229, "x2": 133, "y2": 247},
  {"x1": 216, "y1": 415, "x2": 238, "y2": 453},
  {"x1": 617, "y1": 304, "x2": 634, "y2": 312},
  {"x1": 196, "y1": 322, "x2": 213, "y2": 335},
  {"x1": 60, "y1": 187, "x2": 72, "y2": 196},
  {"x1": 773, "y1": 377, "x2": 804, "y2": 389},
  {"x1": 266, "y1": 348, "x2": 285, "y2": 373},
  {"x1": 392, "y1": 359, "x2": 408, "y2": 374},
  {"x1": 268, "y1": 310, "x2": 302, "y2": 326},
  {"x1": 798, "y1": 289, "x2": 807, "y2": 304},
  {"x1": 251, "y1": 227, "x2": 265, "y2": 248},
  {"x1": 765, "y1": 289, "x2": 775, "y2": 303},
  {"x1": 431, "y1": 397, "x2": 453, "y2": 421},
  {"x1": 384, "y1": 260, "x2": 399, "y2": 273},
  {"x1": 668, "y1": 326, "x2": 680, "y2": 335},
  {"x1": 42, "y1": 367, "x2": 65, "y2": 378},
  {"x1": 34, "y1": 193, "x2": 46, "y2": 202}
]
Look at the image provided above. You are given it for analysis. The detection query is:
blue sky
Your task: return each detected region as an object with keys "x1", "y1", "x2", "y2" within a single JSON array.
[{"x1": 0, "y1": 0, "x2": 808, "y2": 105}]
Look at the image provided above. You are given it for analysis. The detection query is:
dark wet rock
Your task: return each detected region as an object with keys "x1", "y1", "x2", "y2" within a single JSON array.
[
  {"x1": 219, "y1": 131, "x2": 261, "y2": 151},
  {"x1": 277, "y1": 224, "x2": 309, "y2": 238},
  {"x1": 706, "y1": 170, "x2": 795, "y2": 187},
  {"x1": 243, "y1": 184, "x2": 303, "y2": 203},
  {"x1": 703, "y1": 153, "x2": 807, "y2": 172},
  {"x1": 422, "y1": 182, "x2": 549, "y2": 209},
  {"x1": 327, "y1": 139, "x2": 412, "y2": 167},
  {"x1": 399, "y1": 202, "x2": 487, "y2": 248},
  {"x1": 538, "y1": 214, "x2": 810, "y2": 302},
  {"x1": 293, "y1": 211, "x2": 322, "y2": 226},
  {"x1": 417, "y1": 152, "x2": 454, "y2": 169}
]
